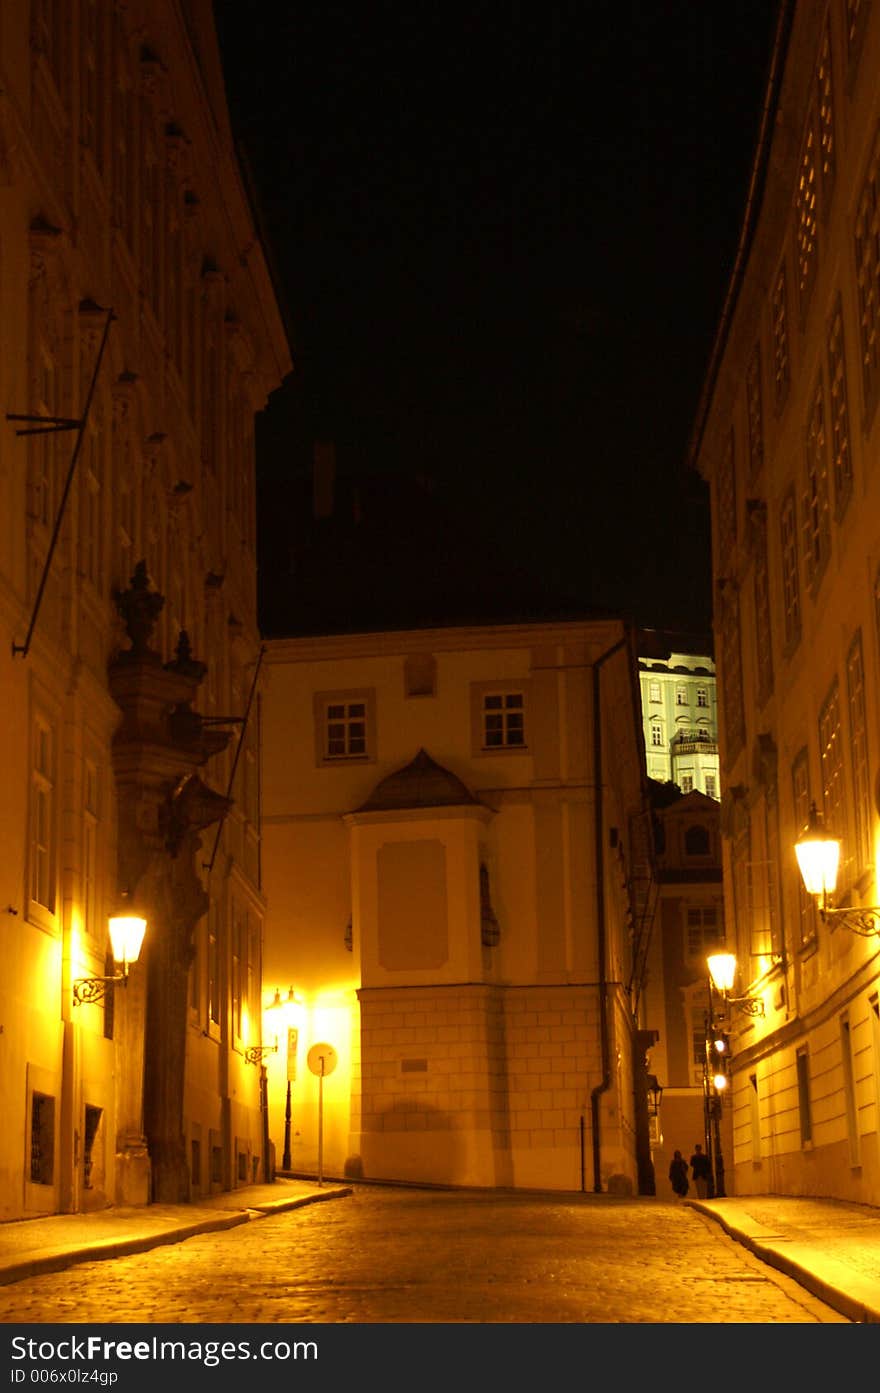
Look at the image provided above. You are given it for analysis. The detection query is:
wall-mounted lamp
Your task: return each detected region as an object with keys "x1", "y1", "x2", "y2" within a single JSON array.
[
  {"x1": 707, "y1": 951, "x2": 765, "y2": 1017},
  {"x1": 646, "y1": 1074, "x2": 664, "y2": 1118},
  {"x1": 73, "y1": 912, "x2": 147, "y2": 1004},
  {"x1": 795, "y1": 803, "x2": 880, "y2": 937}
]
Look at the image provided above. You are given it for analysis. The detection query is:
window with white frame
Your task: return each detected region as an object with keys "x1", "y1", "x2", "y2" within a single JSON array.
[
  {"x1": 705, "y1": 774, "x2": 717, "y2": 800},
  {"x1": 30, "y1": 714, "x2": 56, "y2": 916},
  {"x1": 315, "y1": 690, "x2": 376, "y2": 764},
  {"x1": 470, "y1": 682, "x2": 529, "y2": 756},
  {"x1": 696, "y1": 686, "x2": 709, "y2": 708},
  {"x1": 675, "y1": 685, "x2": 688, "y2": 706},
  {"x1": 650, "y1": 718, "x2": 663, "y2": 747},
  {"x1": 648, "y1": 680, "x2": 661, "y2": 703}
]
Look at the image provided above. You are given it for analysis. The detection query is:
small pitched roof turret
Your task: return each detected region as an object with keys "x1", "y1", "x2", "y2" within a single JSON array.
[{"x1": 356, "y1": 748, "x2": 481, "y2": 812}]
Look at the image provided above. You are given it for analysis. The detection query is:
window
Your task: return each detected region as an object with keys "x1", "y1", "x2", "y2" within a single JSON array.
[
  {"x1": 792, "y1": 748, "x2": 817, "y2": 950},
  {"x1": 483, "y1": 693, "x2": 524, "y2": 748},
  {"x1": 207, "y1": 900, "x2": 220, "y2": 1030},
  {"x1": 650, "y1": 719, "x2": 663, "y2": 748},
  {"x1": 772, "y1": 263, "x2": 791, "y2": 411},
  {"x1": 795, "y1": 101, "x2": 819, "y2": 314},
  {"x1": 680, "y1": 774, "x2": 693, "y2": 794},
  {"x1": 819, "y1": 680, "x2": 848, "y2": 883},
  {"x1": 817, "y1": 20, "x2": 836, "y2": 212},
  {"x1": 684, "y1": 824, "x2": 710, "y2": 856},
  {"x1": 827, "y1": 298, "x2": 853, "y2": 516},
  {"x1": 749, "y1": 1074, "x2": 761, "y2": 1163},
  {"x1": 751, "y1": 504, "x2": 773, "y2": 706},
  {"x1": 746, "y1": 344, "x2": 764, "y2": 477},
  {"x1": 802, "y1": 377, "x2": 831, "y2": 591},
  {"x1": 675, "y1": 685, "x2": 688, "y2": 706},
  {"x1": 845, "y1": 0, "x2": 870, "y2": 86},
  {"x1": 718, "y1": 585, "x2": 745, "y2": 761},
  {"x1": 470, "y1": 682, "x2": 529, "y2": 756},
  {"x1": 705, "y1": 775, "x2": 717, "y2": 800},
  {"x1": 840, "y1": 1016, "x2": 860, "y2": 1166},
  {"x1": 30, "y1": 1092, "x2": 55, "y2": 1185},
  {"x1": 315, "y1": 690, "x2": 376, "y2": 765},
  {"x1": 82, "y1": 759, "x2": 100, "y2": 939},
  {"x1": 854, "y1": 124, "x2": 880, "y2": 421},
  {"x1": 686, "y1": 905, "x2": 723, "y2": 958},
  {"x1": 780, "y1": 487, "x2": 802, "y2": 651},
  {"x1": 846, "y1": 631, "x2": 871, "y2": 875},
  {"x1": 796, "y1": 1047, "x2": 812, "y2": 1145},
  {"x1": 30, "y1": 714, "x2": 56, "y2": 916},
  {"x1": 696, "y1": 686, "x2": 709, "y2": 708},
  {"x1": 648, "y1": 680, "x2": 661, "y2": 703}
]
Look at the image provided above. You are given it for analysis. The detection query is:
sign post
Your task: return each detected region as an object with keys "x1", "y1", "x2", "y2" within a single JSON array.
[{"x1": 306, "y1": 1043, "x2": 337, "y2": 1186}]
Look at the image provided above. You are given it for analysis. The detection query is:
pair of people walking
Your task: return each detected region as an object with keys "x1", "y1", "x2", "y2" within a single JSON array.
[{"x1": 668, "y1": 1143, "x2": 712, "y2": 1199}]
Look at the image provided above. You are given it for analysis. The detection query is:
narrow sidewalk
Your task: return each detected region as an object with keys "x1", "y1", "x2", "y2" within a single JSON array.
[
  {"x1": 688, "y1": 1194, "x2": 880, "y2": 1323},
  {"x1": 0, "y1": 1179, "x2": 352, "y2": 1289}
]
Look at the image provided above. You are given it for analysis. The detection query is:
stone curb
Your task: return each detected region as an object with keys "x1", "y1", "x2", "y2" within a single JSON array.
[
  {"x1": 686, "y1": 1200, "x2": 880, "y2": 1324},
  {"x1": 0, "y1": 1186, "x2": 353, "y2": 1289}
]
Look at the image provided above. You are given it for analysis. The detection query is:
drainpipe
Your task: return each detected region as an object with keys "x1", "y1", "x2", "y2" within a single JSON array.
[{"x1": 589, "y1": 631, "x2": 629, "y2": 1193}]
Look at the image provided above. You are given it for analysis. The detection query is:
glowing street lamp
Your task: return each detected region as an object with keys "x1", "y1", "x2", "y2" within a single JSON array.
[
  {"x1": 795, "y1": 803, "x2": 880, "y2": 936},
  {"x1": 73, "y1": 911, "x2": 147, "y2": 1004}
]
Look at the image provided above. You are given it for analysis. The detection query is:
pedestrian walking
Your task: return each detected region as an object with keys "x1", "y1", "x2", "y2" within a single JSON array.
[
  {"x1": 689, "y1": 1143, "x2": 712, "y2": 1198},
  {"x1": 668, "y1": 1149, "x2": 689, "y2": 1198}
]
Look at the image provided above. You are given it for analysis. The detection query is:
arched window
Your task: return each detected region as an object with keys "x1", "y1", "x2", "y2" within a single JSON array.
[{"x1": 684, "y1": 824, "x2": 710, "y2": 856}]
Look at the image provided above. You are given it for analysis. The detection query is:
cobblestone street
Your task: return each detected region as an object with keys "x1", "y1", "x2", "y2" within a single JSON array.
[{"x1": 0, "y1": 1186, "x2": 847, "y2": 1324}]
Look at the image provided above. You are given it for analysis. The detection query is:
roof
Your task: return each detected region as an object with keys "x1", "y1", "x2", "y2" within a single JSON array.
[{"x1": 356, "y1": 748, "x2": 482, "y2": 812}]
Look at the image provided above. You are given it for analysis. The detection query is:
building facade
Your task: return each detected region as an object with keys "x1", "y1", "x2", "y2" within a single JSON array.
[
  {"x1": 638, "y1": 632, "x2": 720, "y2": 800},
  {"x1": 0, "y1": 1, "x2": 290, "y2": 1216},
  {"x1": 692, "y1": 0, "x2": 880, "y2": 1203},
  {"x1": 260, "y1": 620, "x2": 658, "y2": 1194}
]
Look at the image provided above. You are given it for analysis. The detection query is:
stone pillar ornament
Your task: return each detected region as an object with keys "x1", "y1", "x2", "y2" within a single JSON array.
[{"x1": 108, "y1": 563, "x2": 232, "y2": 1204}]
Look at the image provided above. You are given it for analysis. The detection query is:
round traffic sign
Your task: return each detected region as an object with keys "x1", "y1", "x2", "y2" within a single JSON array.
[{"x1": 307, "y1": 1042, "x2": 338, "y2": 1076}]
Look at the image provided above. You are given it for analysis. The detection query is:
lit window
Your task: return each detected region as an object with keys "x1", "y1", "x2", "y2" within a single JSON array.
[
  {"x1": 705, "y1": 775, "x2": 717, "y2": 800},
  {"x1": 648, "y1": 680, "x2": 661, "y2": 703},
  {"x1": 792, "y1": 748, "x2": 817, "y2": 950},
  {"x1": 819, "y1": 680, "x2": 848, "y2": 882},
  {"x1": 795, "y1": 103, "x2": 819, "y2": 313},
  {"x1": 696, "y1": 686, "x2": 708, "y2": 708}
]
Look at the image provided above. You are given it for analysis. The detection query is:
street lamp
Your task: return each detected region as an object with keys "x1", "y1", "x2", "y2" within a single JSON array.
[
  {"x1": 795, "y1": 803, "x2": 880, "y2": 937},
  {"x1": 264, "y1": 987, "x2": 303, "y2": 1172},
  {"x1": 73, "y1": 911, "x2": 147, "y2": 1004},
  {"x1": 706, "y1": 951, "x2": 765, "y2": 1016}
]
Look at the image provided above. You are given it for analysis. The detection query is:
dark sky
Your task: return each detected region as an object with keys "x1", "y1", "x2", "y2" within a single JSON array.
[{"x1": 213, "y1": 1, "x2": 781, "y2": 640}]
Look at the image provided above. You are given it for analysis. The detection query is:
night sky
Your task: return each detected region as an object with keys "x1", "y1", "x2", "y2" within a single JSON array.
[{"x1": 213, "y1": 1, "x2": 781, "y2": 641}]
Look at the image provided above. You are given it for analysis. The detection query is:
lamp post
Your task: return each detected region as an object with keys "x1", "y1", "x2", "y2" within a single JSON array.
[
  {"x1": 264, "y1": 987, "x2": 302, "y2": 1175},
  {"x1": 702, "y1": 970, "x2": 729, "y2": 1198}
]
